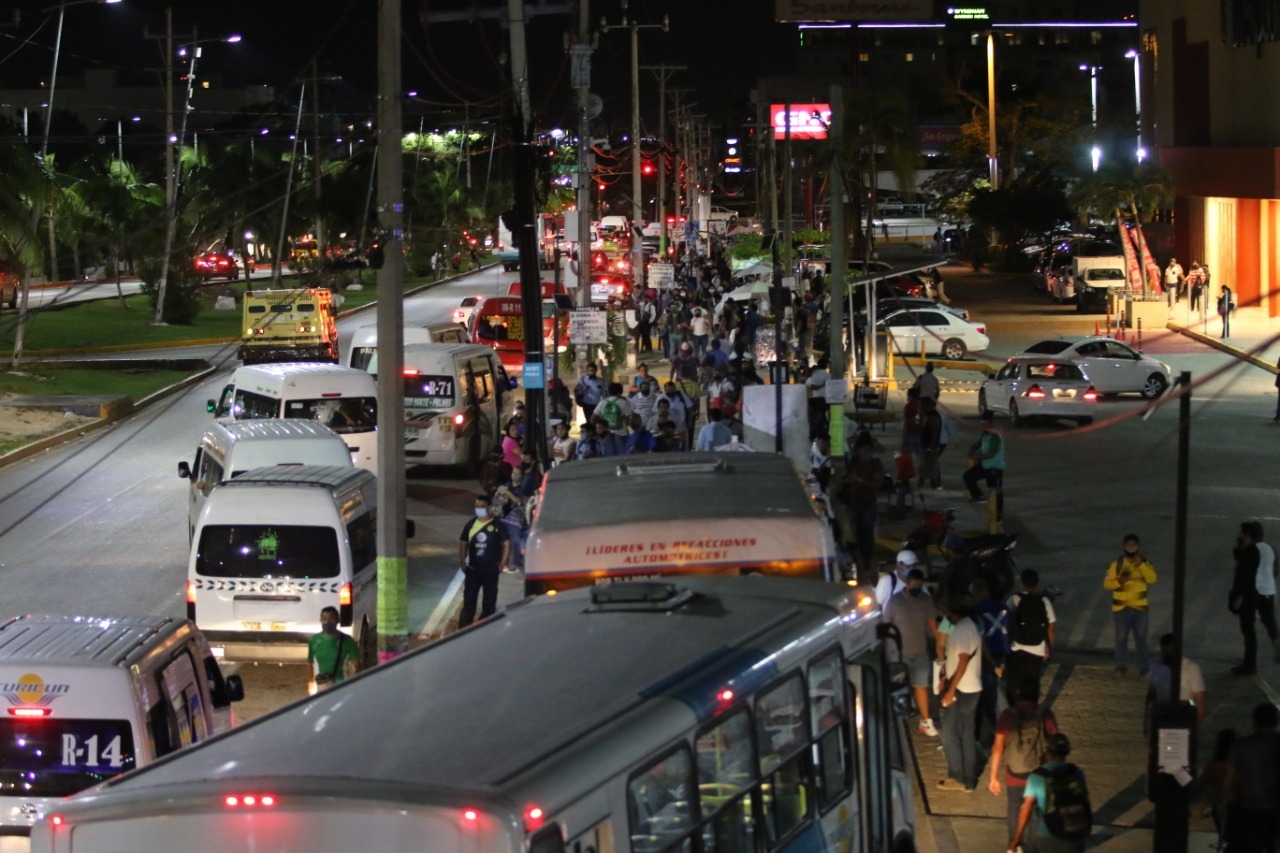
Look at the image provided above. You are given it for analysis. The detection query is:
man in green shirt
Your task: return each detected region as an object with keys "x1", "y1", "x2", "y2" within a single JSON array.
[{"x1": 307, "y1": 606, "x2": 358, "y2": 692}]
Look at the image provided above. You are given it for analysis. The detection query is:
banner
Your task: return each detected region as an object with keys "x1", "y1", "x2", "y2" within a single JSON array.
[
  {"x1": 1132, "y1": 224, "x2": 1163, "y2": 297},
  {"x1": 1119, "y1": 223, "x2": 1142, "y2": 293}
]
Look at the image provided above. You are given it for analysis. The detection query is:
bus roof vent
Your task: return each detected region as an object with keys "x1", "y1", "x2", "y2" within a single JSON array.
[
  {"x1": 588, "y1": 582, "x2": 697, "y2": 611},
  {"x1": 616, "y1": 459, "x2": 726, "y2": 478}
]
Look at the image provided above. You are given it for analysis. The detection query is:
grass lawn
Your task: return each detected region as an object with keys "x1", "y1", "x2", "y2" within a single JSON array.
[{"x1": 0, "y1": 366, "x2": 196, "y2": 399}]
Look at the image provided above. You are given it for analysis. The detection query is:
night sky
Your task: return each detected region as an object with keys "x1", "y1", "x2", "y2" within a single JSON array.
[{"x1": 1, "y1": 0, "x2": 798, "y2": 132}]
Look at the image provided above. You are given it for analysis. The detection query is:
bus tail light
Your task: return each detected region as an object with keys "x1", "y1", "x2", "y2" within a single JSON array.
[
  {"x1": 186, "y1": 580, "x2": 197, "y2": 621},
  {"x1": 524, "y1": 806, "x2": 545, "y2": 831},
  {"x1": 404, "y1": 368, "x2": 420, "y2": 377},
  {"x1": 339, "y1": 583, "x2": 353, "y2": 626},
  {"x1": 454, "y1": 413, "x2": 466, "y2": 426},
  {"x1": 224, "y1": 794, "x2": 277, "y2": 808},
  {"x1": 9, "y1": 707, "x2": 51, "y2": 717},
  {"x1": 463, "y1": 808, "x2": 480, "y2": 822}
]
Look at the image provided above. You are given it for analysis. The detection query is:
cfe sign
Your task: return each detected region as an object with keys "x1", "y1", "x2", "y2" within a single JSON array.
[{"x1": 770, "y1": 104, "x2": 831, "y2": 140}]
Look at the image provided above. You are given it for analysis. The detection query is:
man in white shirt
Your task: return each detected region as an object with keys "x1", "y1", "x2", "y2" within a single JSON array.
[
  {"x1": 938, "y1": 595, "x2": 984, "y2": 793},
  {"x1": 876, "y1": 550, "x2": 919, "y2": 606},
  {"x1": 1165, "y1": 257, "x2": 1185, "y2": 305},
  {"x1": 1147, "y1": 633, "x2": 1207, "y2": 727},
  {"x1": 1004, "y1": 568, "x2": 1057, "y2": 704},
  {"x1": 1256, "y1": 529, "x2": 1279, "y2": 661}
]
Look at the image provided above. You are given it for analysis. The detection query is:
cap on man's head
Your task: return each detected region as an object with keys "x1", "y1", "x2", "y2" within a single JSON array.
[{"x1": 896, "y1": 550, "x2": 919, "y2": 566}]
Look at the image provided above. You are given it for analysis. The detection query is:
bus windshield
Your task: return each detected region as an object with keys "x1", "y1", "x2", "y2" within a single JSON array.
[
  {"x1": 0, "y1": 718, "x2": 136, "y2": 797},
  {"x1": 284, "y1": 397, "x2": 377, "y2": 434},
  {"x1": 403, "y1": 374, "x2": 456, "y2": 409},
  {"x1": 196, "y1": 525, "x2": 340, "y2": 578}
]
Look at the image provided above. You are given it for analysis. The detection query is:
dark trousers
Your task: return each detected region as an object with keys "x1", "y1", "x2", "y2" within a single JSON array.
[
  {"x1": 941, "y1": 690, "x2": 981, "y2": 789},
  {"x1": 1004, "y1": 650, "x2": 1046, "y2": 704},
  {"x1": 963, "y1": 464, "x2": 1004, "y2": 518},
  {"x1": 848, "y1": 502, "x2": 878, "y2": 579},
  {"x1": 977, "y1": 658, "x2": 1002, "y2": 749},
  {"x1": 1006, "y1": 783, "x2": 1041, "y2": 852},
  {"x1": 1240, "y1": 594, "x2": 1261, "y2": 668},
  {"x1": 1261, "y1": 594, "x2": 1279, "y2": 642},
  {"x1": 1226, "y1": 804, "x2": 1278, "y2": 852},
  {"x1": 458, "y1": 566, "x2": 500, "y2": 627}
]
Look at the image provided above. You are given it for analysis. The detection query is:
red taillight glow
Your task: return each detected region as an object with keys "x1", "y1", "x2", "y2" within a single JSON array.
[
  {"x1": 339, "y1": 583, "x2": 352, "y2": 607},
  {"x1": 49, "y1": 815, "x2": 63, "y2": 827},
  {"x1": 453, "y1": 413, "x2": 465, "y2": 426},
  {"x1": 524, "y1": 805, "x2": 545, "y2": 830},
  {"x1": 9, "y1": 707, "x2": 51, "y2": 717},
  {"x1": 717, "y1": 689, "x2": 735, "y2": 703},
  {"x1": 975, "y1": 326, "x2": 986, "y2": 335},
  {"x1": 403, "y1": 368, "x2": 420, "y2": 377},
  {"x1": 186, "y1": 579, "x2": 197, "y2": 604},
  {"x1": 1083, "y1": 386, "x2": 1098, "y2": 401},
  {"x1": 1026, "y1": 384, "x2": 1046, "y2": 399},
  {"x1": 224, "y1": 794, "x2": 277, "y2": 808},
  {"x1": 463, "y1": 808, "x2": 479, "y2": 822},
  {"x1": 321, "y1": 392, "x2": 342, "y2": 398}
]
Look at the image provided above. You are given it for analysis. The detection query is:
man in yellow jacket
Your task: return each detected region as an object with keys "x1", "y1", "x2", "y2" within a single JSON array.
[{"x1": 1104, "y1": 533, "x2": 1158, "y2": 674}]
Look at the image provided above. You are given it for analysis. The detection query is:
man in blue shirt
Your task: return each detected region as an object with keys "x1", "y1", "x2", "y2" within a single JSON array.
[
  {"x1": 695, "y1": 408, "x2": 733, "y2": 450},
  {"x1": 573, "y1": 363, "x2": 606, "y2": 421},
  {"x1": 576, "y1": 417, "x2": 625, "y2": 459},
  {"x1": 1011, "y1": 733, "x2": 1091, "y2": 853}
]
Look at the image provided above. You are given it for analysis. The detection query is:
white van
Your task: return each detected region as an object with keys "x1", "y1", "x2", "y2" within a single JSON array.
[
  {"x1": 177, "y1": 420, "x2": 353, "y2": 539},
  {"x1": 344, "y1": 322, "x2": 468, "y2": 371},
  {"x1": 0, "y1": 614, "x2": 242, "y2": 839},
  {"x1": 367, "y1": 342, "x2": 513, "y2": 470},
  {"x1": 187, "y1": 465, "x2": 387, "y2": 664},
  {"x1": 208, "y1": 363, "x2": 378, "y2": 473}
]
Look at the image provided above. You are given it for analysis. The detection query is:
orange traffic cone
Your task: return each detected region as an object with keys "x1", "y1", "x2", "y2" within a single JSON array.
[{"x1": 1094, "y1": 320, "x2": 1101, "y2": 337}]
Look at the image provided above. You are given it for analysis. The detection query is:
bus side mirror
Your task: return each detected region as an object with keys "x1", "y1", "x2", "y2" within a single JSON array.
[
  {"x1": 178, "y1": 461, "x2": 191, "y2": 479},
  {"x1": 222, "y1": 674, "x2": 245, "y2": 704},
  {"x1": 206, "y1": 399, "x2": 216, "y2": 414}
]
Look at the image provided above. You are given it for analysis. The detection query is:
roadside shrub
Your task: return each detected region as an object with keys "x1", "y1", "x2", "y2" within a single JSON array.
[{"x1": 136, "y1": 259, "x2": 202, "y2": 324}]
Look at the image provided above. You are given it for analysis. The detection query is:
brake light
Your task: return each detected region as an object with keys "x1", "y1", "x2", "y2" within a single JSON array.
[
  {"x1": 403, "y1": 368, "x2": 420, "y2": 377},
  {"x1": 186, "y1": 579, "x2": 197, "y2": 604},
  {"x1": 321, "y1": 392, "x2": 342, "y2": 398},
  {"x1": 224, "y1": 794, "x2": 277, "y2": 808},
  {"x1": 339, "y1": 583, "x2": 352, "y2": 607},
  {"x1": 525, "y1": 805, "x2": 545, "y2": 831},
  {"x1": 975, "y1": 325, "x2": 986, "y2": 335},
  {"x1": 463, "y1": 808, "x2": 480, "y2": 822},
  {"x1": 49, "y1": 815, "x2": 63, "y2": 827},
  {"x1": 453, "y1": 413, "x2": 465, "y2": 426},
  {"x1": 1083, "y1": 386, "x2": 1098, "y2": 401},
  {"x1": 1026, "y1": 384, "x2": 1046, "y2": 399},
  {"x1": 8, "y1": 707, "x2": 51, "y2": 717}
]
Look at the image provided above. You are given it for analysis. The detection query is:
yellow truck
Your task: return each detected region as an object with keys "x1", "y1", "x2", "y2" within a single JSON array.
[{"x1": 238, "y1": 288, "x2": 339, "y2": 364}]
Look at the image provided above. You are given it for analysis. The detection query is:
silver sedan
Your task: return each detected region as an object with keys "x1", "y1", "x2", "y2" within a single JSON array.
[{"x1": 979, "y1": 358, "x2": 1098, "y2": 427}]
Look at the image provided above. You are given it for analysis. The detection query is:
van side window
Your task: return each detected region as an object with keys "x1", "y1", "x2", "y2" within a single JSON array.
[
  {"x1": 149, "y1": 651, "x2": 209, "y2": 757},
  {"x1": 233, "y1": 389, "x2": 278, "y2": 420},
  {"x1": 348, "y1": 506, "x2": 377, "y2": 570},
  {"x1": 195, "y1": 449, "x2": 224, "y2": 492},
  {"x1": 467, "y1": 360, "x2": 492, "y2": 403}
]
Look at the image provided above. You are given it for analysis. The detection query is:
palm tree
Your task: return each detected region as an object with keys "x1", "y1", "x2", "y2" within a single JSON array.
[
  {"x1": 1071, "y1": 162, "x2": 1174, "y2": 294},
  {"x1": 73, "y1": 154, "x2": 164, "y2": 308},
  {"x1": 841, "y1": 89, "x2": 919, "y2": 265},
  {"x1": 0, "y1": 140, "x2": 58, "y2": 368}
]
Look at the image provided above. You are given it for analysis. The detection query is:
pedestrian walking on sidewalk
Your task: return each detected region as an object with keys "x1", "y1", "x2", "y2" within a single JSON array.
[
  {"x1": 937, "y1": 595, "x2": 983, "y2": 793},
  {"x1": 1187, "y1": 262, "x2": 1206, "y2": 311},
  {"x1": 1146, "y1": 633, "x2": 1207, "y2": 729},
  {"x1": 917, "y1": 397, "x2": 944, "y2": 490},
  {"x1": 841, "y1": 431, "x2": 886, "y2": 581},
  {"x1": 971, "y1": 578, "x2": 1010, "y2": 749},
  {"x1": 1229, "y1": 520, "x2": 1278, "y2": 674},
  {"x1": 1217, "y1": 284, "x2": 1234, "y2": 338},
  {"x1": 990, "y1": 679, "x2": 1059, "y2": 852},
  {"x1": 1103, "y1": 534, "x2": 1156, "y2": 674},
  {"x1": 1006, "y1": 569, "x2": 1056, "y2": 703},
  {"x1": 1011, "y1": 733, "x2": 1093, "y2": 853},
  {"x1": 1224, "y1": 703, "x2": 1280, "y2": 852},
  {"x1": 884, "y1": 568, "x2": 942, "y2": 738},
  {"x1": 1165, "y1": 258, "x2": 1185, "y2": 305}
]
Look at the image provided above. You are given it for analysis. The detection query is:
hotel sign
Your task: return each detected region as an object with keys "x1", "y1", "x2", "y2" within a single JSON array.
[{"x1": 775, "y1": 0, "x2": 933, "y2": 22}]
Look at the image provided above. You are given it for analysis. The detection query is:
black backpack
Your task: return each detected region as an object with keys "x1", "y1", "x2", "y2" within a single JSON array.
[
  {"x1": 1036, "y1": 763, "x2": 1092, "y2": 840},
  {"x1": 1012, "y1": 592, "x2": 1049, "y2": 647}
]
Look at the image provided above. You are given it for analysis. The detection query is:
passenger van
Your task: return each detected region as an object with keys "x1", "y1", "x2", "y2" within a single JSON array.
[
  {"x1": 177, "y1": 420, "x2": 353, "y2": 539},
  {"x1": 208, "y1": 363, "x2": 377, "y2": 473},
  {"x1": 366, "y1": 343, "x2": 513, "y2": 470},
  {"x1": 467, "y1": 294, "x2": 570, "y2": 375},
  {"x1": 187, "y1": 465, "x2": 388, "y2": 664},
  {"x1": 524, "y1": 452, "x2": 839, "y2": 594},
  {"x1": 0, "y1": 614, "x2": 243, "y2": 839},
  {"x1": 344, "y1": 322, "x2": 468, "y2": 371}
]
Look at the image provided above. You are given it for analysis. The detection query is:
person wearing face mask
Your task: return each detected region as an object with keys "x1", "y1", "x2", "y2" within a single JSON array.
[
  {"x1": 307, "y1": 606, "x2": 359, "y2": 693},
  {"x1": 457, "y1": 495, "x2": 511, "y2": 627},
  {"x1": 883, "y1": 568, "x2": 942, "y2": 737},
  {"x1": 629, "y1": 376, "x2": 658, "y2": 423},
  {"x1": 1103, "y1": 533, "x2": 1157, "y2": 675}
]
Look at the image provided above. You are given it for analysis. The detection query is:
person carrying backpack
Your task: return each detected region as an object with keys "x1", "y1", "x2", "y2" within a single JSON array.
[
  {"x1": 971, "y1": 578, "x2": 1010, "y2": 749},
  {"x1": 989, "y1": 679, "x2": 1059, "y2": 850},
  {"x1": 1011, "y1": 732, "x2": 1092, "y2": 853},
  {"x1": 596, "y1": 383, "x2": 632, "y2": 434},
  {"x1": 1006, "y1": 568, "x2": 1056, "y2": 705}
]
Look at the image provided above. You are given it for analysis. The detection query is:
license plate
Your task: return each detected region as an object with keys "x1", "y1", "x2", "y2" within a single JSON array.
[
  {"x1": 270, "y1": 622, "x2": 288, "y2": 631},
  {"x1": 405, "y1": 427, "x2": 421, "y2": 438},
  {"x1": 241, "y1": 621, "x2": 261, "y2": 630},
  {"x1": 1053, "y1": 389, "x2": 1076, "y2": 399}
]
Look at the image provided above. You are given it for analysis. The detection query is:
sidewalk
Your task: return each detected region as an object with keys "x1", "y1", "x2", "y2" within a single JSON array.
[
  {"x1": 912, "y1": 655, "x2": 1269, "y2": 852},
  {"x1": 1168, "y1": 303, "x2": 1280, "y2": 375}
]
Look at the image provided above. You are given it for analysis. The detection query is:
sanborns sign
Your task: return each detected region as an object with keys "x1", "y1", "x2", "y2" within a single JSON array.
[
  {"x1": 775, "y1": 0, "x2": 933, "y2": 22},
  {"x1": 771, "y1": 104, "x2": 832, "y2": 140}
]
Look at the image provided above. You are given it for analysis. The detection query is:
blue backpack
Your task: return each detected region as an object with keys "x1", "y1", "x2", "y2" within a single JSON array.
[{"x1": 974, "y1": 599, "x2": 1010, "y2": 664}]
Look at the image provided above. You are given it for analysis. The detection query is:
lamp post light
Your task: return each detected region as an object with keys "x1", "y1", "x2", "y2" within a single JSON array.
[
  {"x1": 1125, "y1": 48, "x2": 1144, "y2": 162},
  {"x1": 1080, "y1": 63, "x2": 1102, "y2": 171}
]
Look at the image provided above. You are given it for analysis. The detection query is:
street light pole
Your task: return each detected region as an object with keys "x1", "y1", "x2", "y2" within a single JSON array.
[
  {"x1": 986, "y1": 32, "x2": 998, "y2": 189},
  {"x1": 1080, "y1": 63, "x2": 1102, "y2": 170},
  {"x1": 1125, "y1": 49, "x2": 1144, "y2": 161}
]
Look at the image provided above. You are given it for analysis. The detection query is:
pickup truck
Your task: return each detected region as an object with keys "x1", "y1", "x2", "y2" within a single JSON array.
[{"x1": 1072, "y1": 256, "x2": 1128, "y2": 312}]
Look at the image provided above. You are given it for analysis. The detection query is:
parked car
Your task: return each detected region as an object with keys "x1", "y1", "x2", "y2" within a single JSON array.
[
  {"x1": 452, "y1": 295, "x2": 480, "y2": 326},
  {"x1": 1014, "y1": 336, "x2": 1172, "y2": 399},
  {"x1": 878, "y1": 308, "x2": 989, "y2": 359},
  {"x1": 876, "y1": 295, "x2": 970, "y2": 321},
  {"x1": 978, "y1": 357, "x2": 1098, "y2": 427}
]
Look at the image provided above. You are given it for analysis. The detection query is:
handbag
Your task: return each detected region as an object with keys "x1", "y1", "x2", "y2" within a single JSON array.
[{"x1": 314, "y1": 635, "x2": 349, "y2": 690}]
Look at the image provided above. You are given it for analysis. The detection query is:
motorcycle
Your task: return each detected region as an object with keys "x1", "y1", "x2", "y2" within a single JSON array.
[{"x1": 902, "y1": 508, "x2": 1019, "y2": 600}]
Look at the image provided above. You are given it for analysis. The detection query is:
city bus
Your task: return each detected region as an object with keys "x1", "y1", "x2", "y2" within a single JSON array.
[
  {"x1": 467, "y1": 294, "x2": 571, "y2": 375},
  {"x1": 29, "y1": 576, "x2": 917, "y2": 853},
  {"x1": 524, "y1": 453, "x2": 840, "y2": 595}
]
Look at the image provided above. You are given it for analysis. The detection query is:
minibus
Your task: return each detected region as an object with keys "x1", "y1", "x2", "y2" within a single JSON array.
[{"x1": 344, "y1": 322, "x2": 468, "y2": 371}]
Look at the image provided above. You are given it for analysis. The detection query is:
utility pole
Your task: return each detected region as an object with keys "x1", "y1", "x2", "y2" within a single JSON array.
[
  {"x1": 569, "y1": 0, "x2": 594, "y2": 310},
  {"x1": 601, "y1": 4, "x2": 667, "y2": 296},
  {"x1": 374, "y1": 0, "x2": 408, "y2": 661},
  {"x1": 642, "y1": 66, "x2": 685, "y2": 259},
  {"x1": 311, "y1": 59, "x2": 325, "y2": 253},
  {"x1": 153, "y1": 8, "x2": 177, "y2": 324},
  {"x1": 828, "y1": 85, "x2": 850, "y2": 572}
]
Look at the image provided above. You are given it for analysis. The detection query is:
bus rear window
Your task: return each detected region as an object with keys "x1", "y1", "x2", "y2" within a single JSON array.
[
  {"x1": 0, "y1": 718, "x2": 136, "y2": 798},
  {"x1": 403, "y1": 375, "x2": 456, "y2": 409},
  {"x1": 196, "y1": 525, "x2": 340, "y2": 578},
  {"x1": 476, "y1": 314, "x2": 524, "y2": 342}
]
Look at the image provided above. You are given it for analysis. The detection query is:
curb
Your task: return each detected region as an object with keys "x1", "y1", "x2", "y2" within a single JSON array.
[
  {"x1": 1167, "y1": 321, "x2": 1279, "y2": 373},
  {"x1": 0, "y1": 361, "x2": 218, "y2": 470}
]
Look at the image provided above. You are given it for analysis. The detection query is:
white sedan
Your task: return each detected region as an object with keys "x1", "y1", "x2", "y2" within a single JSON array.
[
  {"x1": 452, "y1": 295, "x2": 480, "y2": 326},
  {"x1": 878, "y1": 308, "x2": 989, "y2": 359},
  {"x1": 1015, "y1": 336, "x2": 1172, "y2": 399},
  {"x1": 979, "y1": 358, "x2": 1098, "y2": 427}
]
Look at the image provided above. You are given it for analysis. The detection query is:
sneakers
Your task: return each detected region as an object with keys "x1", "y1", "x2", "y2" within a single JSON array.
[
  {"x1": 918, "y1": 718, "x2": 939, "y2": 737},
  {"x1": 501, "y1": 565, "x2": 522, "y2": 574},
  {"x1": 936, "y1": 777, "x2": 972, "y2": 792}
]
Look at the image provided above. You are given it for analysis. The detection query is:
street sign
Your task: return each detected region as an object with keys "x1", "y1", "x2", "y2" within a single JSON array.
[
  {"x1": 523, "y1": 362, "x2": 545, "y2": 389},
  {"x1": 649, "y1": 262, "x2": 674, "y2": 289},
  {"x1": 568, "y1": 310, "x2": 608, "y2": 344}
]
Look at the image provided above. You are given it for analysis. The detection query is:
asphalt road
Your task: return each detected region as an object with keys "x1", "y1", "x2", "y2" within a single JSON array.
[{"x1": 0, "y1": 261, "x2": 1275, "y2": 722}]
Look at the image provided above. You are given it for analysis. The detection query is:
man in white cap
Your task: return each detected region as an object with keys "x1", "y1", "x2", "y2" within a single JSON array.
[{"x1": 876, "y1": 549, "x2": 921, "y2": 606}]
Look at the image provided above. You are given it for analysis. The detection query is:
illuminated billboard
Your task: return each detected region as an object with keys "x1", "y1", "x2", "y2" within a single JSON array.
[
  {"x1": 775, "y1": 0, "x2": 933, "y2": 22},
  {"x1": 771, "y1": 104, "x2": 832, "y2": 140}
]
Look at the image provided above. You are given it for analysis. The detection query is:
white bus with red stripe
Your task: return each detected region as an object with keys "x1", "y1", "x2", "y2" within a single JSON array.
[{"x1": 29, "y1": 576, "x2": 917, "y2": 853}]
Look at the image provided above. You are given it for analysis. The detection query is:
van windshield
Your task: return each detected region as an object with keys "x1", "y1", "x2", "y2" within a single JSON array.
[
  {"x1": 403, "y1": 374, "x2": 456, "y2": 409},
  {"x1": 196, "y1": 525, "x2": 340, "y2": 578},
  {"x1": 0, "y1": 718, "x2": 136, "y2": 798},
  {"x1": 284, "y1": 397, "x2": 377, "y2": 434}
]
